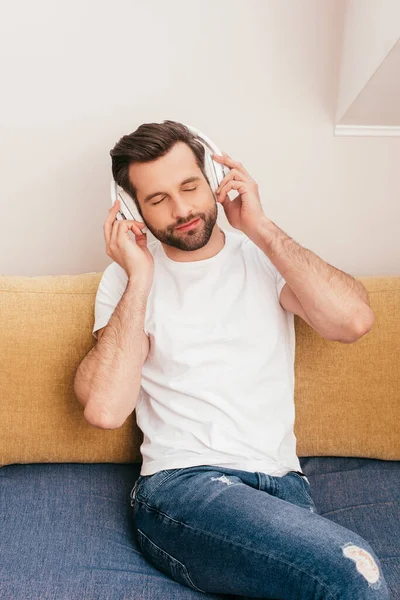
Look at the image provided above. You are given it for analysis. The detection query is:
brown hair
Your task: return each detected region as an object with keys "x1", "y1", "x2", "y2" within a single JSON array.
[{"x1": 110, "y1": 120, "x2": 209, "y2": 211}]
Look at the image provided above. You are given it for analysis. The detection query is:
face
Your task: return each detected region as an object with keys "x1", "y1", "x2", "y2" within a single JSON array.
[{"x1": 128, "y1": 141, "x2": 218, "y2": 251}]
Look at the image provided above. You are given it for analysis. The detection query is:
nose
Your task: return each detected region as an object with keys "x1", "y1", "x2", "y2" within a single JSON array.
[{"x1": 171, "y1": 194, "x2": 195, "y2": 222}]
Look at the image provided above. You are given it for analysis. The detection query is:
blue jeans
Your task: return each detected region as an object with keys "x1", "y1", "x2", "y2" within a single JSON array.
[{"x1": 130, "y1": 465, "x2": 391, "y2": 599}]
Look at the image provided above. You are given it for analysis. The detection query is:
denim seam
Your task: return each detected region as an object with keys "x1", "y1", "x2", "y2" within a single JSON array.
[
  {"x1": 140, "y1": 469, "x2": 185, "y2": 503},
  {"x1": 290, "y1": 472, "x2": 314, "y2": 504},
  {"x1": 137, "y1": 528, "x2": 206, "y2": 593},
  {"x1": 137, "y1": 500, "x2": 338, "y2": 600}
]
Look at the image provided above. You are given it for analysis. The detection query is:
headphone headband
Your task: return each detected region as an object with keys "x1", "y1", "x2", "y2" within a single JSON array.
[{"x1": 183, "y1": 123, "x2": 223, "y2": 157}]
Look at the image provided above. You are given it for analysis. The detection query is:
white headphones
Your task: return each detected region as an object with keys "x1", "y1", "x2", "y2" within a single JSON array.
[{"x1": 110, "y1": 123, "x2": 230, "y2": 233}]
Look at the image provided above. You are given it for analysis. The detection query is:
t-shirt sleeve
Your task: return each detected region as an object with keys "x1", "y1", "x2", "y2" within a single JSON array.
[
  {"x1": 92, "y1": 262, "x2": 129, "y2": 339},
  {"x1": 251, "y1": 241, "x2": 287, "y2": 300},
  {"x1": 275, "y1": 269, "x2": 287, "y2": 299}
]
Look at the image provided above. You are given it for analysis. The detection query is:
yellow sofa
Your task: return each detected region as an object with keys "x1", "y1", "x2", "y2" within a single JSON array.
[
  {"x1": 0, "y1": 271, "x2": 399, "y2": 599},
  {"x1": 1, "y1": 273, "x2": 398, "y2": 465}
]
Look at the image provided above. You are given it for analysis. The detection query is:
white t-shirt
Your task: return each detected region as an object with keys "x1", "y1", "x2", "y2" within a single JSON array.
[{"x1": 93, "y1": 229, "x2": 302, "y2": 477}]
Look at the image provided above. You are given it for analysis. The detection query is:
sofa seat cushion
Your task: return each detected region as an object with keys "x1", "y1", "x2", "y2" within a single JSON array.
[
  {"x1": 300, "y1": 455, "x2": 400, "y2": 597},
  {"x1": 0, "y1": 458, "x2": 399, "y2": 599},
  {"x1": 0, "y1": 462, "x2": 228, "y2": 600}
]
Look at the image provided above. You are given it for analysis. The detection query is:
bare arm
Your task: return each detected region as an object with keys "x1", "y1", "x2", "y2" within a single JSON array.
[
  {"x1": 73, "y1": 278, "x2": 149, "y2": 429},
  {"x1": 250, "y1": 218, "x2": 374, "y2": 343}
]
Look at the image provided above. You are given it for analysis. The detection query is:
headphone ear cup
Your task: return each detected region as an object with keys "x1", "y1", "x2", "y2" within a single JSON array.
[
  {"x1": 204, "y1": 152, "x2": 219, "y2": 194},
  {"x1": 213, "y1": 159, "x2": 227, "y2": 187}
]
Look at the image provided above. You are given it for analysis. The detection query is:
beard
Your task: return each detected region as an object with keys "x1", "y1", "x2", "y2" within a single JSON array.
[{"x1": 141, "y1": 201, "x2": 219, "y2": 252}]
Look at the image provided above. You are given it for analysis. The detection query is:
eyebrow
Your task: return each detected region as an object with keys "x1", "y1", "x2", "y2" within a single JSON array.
[{"x1": 143, "y1": 176, "x2": 201, "y2": 204}]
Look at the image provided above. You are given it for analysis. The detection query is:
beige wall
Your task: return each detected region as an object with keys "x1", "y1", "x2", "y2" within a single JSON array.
[{"x1": 0, "y1": 0, "x2": 399, "y2": 277}]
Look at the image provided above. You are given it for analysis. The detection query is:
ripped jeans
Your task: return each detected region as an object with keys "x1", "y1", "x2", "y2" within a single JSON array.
[{"x1": 129, "y1": 464, "x2": 391, "y2": 599}]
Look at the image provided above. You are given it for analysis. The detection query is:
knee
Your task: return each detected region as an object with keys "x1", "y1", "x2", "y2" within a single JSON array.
[{"x1": 338, "y1": 541, "x2": 390, "y2": 598}]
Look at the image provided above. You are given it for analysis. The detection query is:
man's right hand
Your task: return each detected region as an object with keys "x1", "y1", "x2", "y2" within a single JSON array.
[{"x1": 103, "y1": 198, "x2": 154, "y2": 296}]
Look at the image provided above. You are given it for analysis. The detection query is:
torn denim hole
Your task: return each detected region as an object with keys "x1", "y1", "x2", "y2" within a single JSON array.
[
  {"x1": 210, "y1": 474, "x2": 235, "y2": 485},
  {"x1": 342, "y1": 542, "x2": 382, "y2": 589}
]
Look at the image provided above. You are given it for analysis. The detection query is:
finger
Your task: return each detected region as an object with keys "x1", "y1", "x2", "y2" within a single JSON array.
[
  {"x1": 104, "y1": 199, "x2": 121, "y2": 245},
  {"x1": 130, "y1": 219, "x2": 147, "y2": 230},
  {"x1": 109, "y1": 217, "x2": 120, "y2": 251},
  {"x1": 117, "y1": 220, "x2": 147, "y2": 250},
  {"x1": 107, "y1": 218, "x2": 143, "y2": 255},
  {"x1": 135, "y1": 232, "x2": 149, "y2": 249},
  {"x1": 213, "y1": 152, "x2": 251, "y2": 178},
  {"x1": 113, "y1": 202, "x2": 147, "y2": 230},
  {"x1": 216, "y1": 168, "x2": 249, "y2": 194},
  {"x1": 109, "y1": 198, "x2": 120, "y2": 215},
  {"x1": 125, "y1": 220, "x2": 147, "y2": 237},
  {"x1": 109, "y1": 218, "x2": 138, "y2": 250},
  {"x1": 117, "y1": 219, "x2": 145, "y2": 238},
  {"x1": 217, "y1": 179, "x2": 244, "y2": 203}
]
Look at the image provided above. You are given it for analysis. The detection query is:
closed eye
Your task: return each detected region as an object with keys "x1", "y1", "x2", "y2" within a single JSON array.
[{"x1": 152, "y1": 187, "x2": 197, "y2": 205}]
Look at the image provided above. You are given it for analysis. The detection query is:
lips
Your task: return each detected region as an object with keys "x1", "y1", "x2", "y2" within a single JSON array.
[{"x1": 176, "y1": 218, "x2": 200, "y2": 231}]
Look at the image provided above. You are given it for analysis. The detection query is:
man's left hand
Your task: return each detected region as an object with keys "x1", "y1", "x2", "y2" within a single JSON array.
[{"x1": 212, "y1": 151, "x2": 266, "y2": 237}]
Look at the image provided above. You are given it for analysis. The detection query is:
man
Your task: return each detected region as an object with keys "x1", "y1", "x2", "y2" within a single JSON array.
[{"x1": 75, "y1": 120, "x2": 389, "y2": 598}]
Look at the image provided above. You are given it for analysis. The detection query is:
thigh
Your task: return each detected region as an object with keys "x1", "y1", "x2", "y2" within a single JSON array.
[{"x1": 131, "y1": 467, "x2": 390, "y2": 599}]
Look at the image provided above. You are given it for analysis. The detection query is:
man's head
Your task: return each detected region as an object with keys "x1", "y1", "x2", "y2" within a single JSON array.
[{"x1": 110, "y1": 120, "x2": 219, "y2": 252}]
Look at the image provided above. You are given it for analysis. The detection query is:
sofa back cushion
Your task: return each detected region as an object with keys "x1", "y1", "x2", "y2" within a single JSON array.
[{"x1": 0, "y1": 273, "x2": 399, "y2": 466}]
